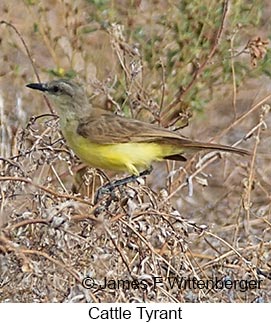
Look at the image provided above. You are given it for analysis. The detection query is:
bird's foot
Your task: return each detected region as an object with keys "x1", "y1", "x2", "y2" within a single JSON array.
[{"x1": 94, "y1": 167, "x2": 152, "y2": 204}]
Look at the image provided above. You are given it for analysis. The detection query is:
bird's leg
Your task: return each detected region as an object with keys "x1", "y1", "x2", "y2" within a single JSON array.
[
  {"x1": 103, "y1": 168, "x2": 152, "y2": 189},
  {"x1": 94, "y1": 167, "x2": 153, "y2": 204}
]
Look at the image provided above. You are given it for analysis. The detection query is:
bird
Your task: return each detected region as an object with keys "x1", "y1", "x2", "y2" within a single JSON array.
[{"x1": 26, "y1": 79, "x2": 250, "y2": 177}]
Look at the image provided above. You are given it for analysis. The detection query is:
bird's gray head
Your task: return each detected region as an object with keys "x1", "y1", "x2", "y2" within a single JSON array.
[{"x1": 26, "y1": 79, "x2": 90, "y2": 118}]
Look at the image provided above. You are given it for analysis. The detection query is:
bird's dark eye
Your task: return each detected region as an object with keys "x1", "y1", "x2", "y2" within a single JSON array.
[{"x1": 51, "y1": 85, "x2": 60, "y2": 94}]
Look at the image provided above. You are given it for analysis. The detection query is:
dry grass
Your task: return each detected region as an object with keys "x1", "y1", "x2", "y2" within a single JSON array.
[{"x1": 0, "y1": 0, "x2": 271, "y2": 303}]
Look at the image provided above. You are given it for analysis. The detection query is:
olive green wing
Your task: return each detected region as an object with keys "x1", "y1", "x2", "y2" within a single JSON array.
[{"x1": 77, "y1": 112, "x2": 185, "y2": 144}]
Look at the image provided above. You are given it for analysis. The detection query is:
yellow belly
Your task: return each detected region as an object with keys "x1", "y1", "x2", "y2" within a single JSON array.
[{"x1": 64, "y1": 130, "x2": 179, "y2": 175}]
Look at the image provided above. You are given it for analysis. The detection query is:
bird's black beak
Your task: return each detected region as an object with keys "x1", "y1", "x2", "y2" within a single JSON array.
[{"x1": 26, "y1": 82, "x2": 48, "y2": 92}]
